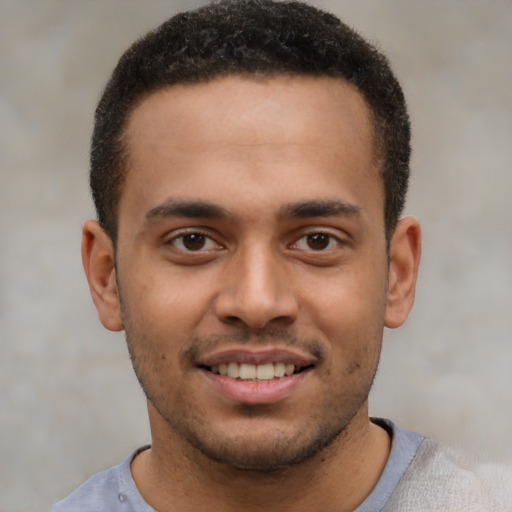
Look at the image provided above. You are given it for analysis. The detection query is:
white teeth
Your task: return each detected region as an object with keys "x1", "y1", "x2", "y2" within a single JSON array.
[
  {"x1": 256, "y1": 363, "x2": 275, "y2": 380},
  {"x1": 239, "y1": 363, "x2": 257, "y2": 379},
  {"x1": 274, "y1": 362, "x2": 286, "y2": 378},
  {"x1": 227, "y1": 362, "x2": 240, "y2": 379},
  {"x1": 211, "y1": 362, "x2": 299, "y2": 380}
]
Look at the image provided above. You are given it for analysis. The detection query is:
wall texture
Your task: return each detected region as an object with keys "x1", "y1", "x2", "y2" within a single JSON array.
[{"x1": 1, "y1": 1, "x2": 511, "y2": 511}]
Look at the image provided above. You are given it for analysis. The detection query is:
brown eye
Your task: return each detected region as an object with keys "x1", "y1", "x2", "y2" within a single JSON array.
[
  {"x1": 293, "y1": 232, "x2": 340, "y2": 252},
  {"x1": 169, "y1": 232, "x2": 220, "y2": 252},
  {"x1": 181, "y1": 233, "x2": 206, "y2": 250},
  {"x1": 307, "y1": 233, "x2": 331, "y2": 250}
]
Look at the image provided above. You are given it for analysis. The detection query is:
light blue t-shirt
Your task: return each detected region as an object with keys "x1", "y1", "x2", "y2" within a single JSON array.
[{"x1": 52, "y1": 419, "x2": 424, "y2": 512}]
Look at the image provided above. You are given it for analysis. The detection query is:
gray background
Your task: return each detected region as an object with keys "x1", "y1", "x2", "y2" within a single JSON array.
[{"x1": 1, "y1": 1, "x2": 511, "y2": 511}]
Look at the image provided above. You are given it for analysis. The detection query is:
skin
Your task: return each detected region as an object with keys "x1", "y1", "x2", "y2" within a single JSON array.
[{"x1": 82, "y1": 75, "x2": 421, "y2": 512}]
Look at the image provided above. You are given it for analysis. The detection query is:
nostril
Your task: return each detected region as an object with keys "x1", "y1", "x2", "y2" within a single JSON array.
[
  {"x1": 273, "y1": 315, "x2": 295, "y2": 327},
  {"x1": 223, "y1": 315, "x2": 245, "y2": 327},
  {"x1": 214, "y1": 289, "x2": 299, "y2": 329}
]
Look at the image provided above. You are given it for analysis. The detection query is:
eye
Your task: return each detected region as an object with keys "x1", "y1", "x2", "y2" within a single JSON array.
[
  {"x1": 168, "y1": 232, "x2": 221, "y2": 252},
  {"x1": 293, "y1": 232, "x2": 340, "y2": 251}
]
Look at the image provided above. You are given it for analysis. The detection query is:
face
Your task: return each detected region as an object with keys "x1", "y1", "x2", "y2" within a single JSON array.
[{"x1": 92, "y1": 76, "x2": 410, "y2": 470}]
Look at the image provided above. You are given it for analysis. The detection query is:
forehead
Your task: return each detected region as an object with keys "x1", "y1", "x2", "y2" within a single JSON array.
[
  {"x1": 124, "y1": 74, "x2": 376, "y2": 160},
  {"x1": 119, "y1": 75, "x2": 382, "y2": 225}
]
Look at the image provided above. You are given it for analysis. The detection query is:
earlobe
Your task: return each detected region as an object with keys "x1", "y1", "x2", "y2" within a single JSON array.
[
  {"x1": 81, "y1": 220, "x2": 124, "y2": 332},
  {"x1": 384, "y1": 216, "x2": 421, "y2": 329}
]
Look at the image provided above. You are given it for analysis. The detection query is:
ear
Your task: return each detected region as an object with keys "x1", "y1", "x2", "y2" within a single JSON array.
[
  {"x1": 81, "y1": 220, "x2": 124, "y2": 332},
  {"x1": 384, "y1": 216, "x2": 421, "y2": 329}
]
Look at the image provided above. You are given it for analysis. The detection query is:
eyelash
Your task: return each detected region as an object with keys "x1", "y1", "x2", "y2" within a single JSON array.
[
  {"x1": 292, "y1": 232, "x2": 342, "y2": 251},
  {"x1": 165, "y1": 230, "x2": 222, "y2": 252},
  {"x1": 165, "y1": 229, "x2": 343, "y2": 253}
]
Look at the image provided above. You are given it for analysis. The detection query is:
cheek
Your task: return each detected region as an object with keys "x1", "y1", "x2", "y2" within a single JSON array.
[
  {"x1": 299, "y1": 266, "x2": 387, "y2": 370},
  {"x1": 121, "y1": 266, "x2": 214, "y2": 333},
  {"x1": 303, "y1": 268, "x2": 388, "y2": 335}
]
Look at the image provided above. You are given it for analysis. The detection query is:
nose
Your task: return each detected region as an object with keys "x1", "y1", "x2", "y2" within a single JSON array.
[{"x1": 214, "y1": 245, "x2": 299, "y2": 330}]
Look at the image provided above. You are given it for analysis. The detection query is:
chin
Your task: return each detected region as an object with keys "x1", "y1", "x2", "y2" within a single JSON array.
[{"x1": 163, "y1": 406, "x2": 353, "y2": 472}]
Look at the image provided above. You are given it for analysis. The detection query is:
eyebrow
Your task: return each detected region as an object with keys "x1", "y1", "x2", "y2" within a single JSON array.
[
  {"x1": 145, "y1": 198, "x2": 360, "y2": 224},
  {"x1": 145, "y1": 199, "x2": 229, "y2": 222},
  {"x1": 280, "y1": 200, "x2": 361, "y2": 219}
]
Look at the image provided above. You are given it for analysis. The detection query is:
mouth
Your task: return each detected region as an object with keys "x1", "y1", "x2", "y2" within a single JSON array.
[
  {"x1": 196, "y1": 349, "x2": 316, "y2": 404},
  {"x1": 200, "y1": 361, "x2": 313, "y2": 381}
]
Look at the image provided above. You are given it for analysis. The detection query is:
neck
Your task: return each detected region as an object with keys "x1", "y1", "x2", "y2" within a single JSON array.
[{"x1": 131, "y1": 405, "x2": 391, "y2": 512}]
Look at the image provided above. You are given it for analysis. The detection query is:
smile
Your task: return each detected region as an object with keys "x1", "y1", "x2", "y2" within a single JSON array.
[
  {"x1": 197, "y1": 348, "x2": 317, "y2": 404},
  {"x1": 207, "y1": 362, "x2": 309, "y2": 381}
]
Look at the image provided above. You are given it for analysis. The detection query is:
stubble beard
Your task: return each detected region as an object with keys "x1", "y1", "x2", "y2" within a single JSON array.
[
  {"x1": 123, "y1": 330, "x2": 380, "y2": 473},
  {"x1": 117, "y1": 279, "x2": 382, "y2": 472},
  {"x1": 160, "y1": 401, "x2": 374, "y2": 472}
]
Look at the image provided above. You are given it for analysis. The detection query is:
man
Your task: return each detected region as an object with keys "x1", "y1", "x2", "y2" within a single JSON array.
[{"x1": 52, "y1": 1, "x2": 512, "y2": 510}]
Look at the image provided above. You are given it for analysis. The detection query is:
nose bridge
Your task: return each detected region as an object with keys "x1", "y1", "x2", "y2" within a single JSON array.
[
  {"x1": 242, "y1": 242, "x2": 280, "y2": 301},
  {"x1": 215, "y1": 239, "x2": 298, "y2": 328}
]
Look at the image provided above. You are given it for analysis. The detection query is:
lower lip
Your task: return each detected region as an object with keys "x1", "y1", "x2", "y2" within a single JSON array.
[{"x1": 200, "y1": 369, "x2": 310, "y2": 405}]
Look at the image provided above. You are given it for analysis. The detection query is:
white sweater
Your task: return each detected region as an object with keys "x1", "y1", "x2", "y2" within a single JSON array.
[{"x1": 382, "y1": 438, "x2": 512, "y2": 511}]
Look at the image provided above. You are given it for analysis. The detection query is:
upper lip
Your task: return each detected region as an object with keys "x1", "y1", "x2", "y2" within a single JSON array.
[{"x1": 197, "y1": 347, "x2": 317, "y2": 368}]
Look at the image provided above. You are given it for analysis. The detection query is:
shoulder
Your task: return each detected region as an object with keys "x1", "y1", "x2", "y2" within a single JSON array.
[
  {"x1": 51, "y1": 448, "x2": 151, "y2": 512},
  {"x1": 386, "y1": 438, "x2": 512, "y2": 511},
  {"x1": 51, "y1": 465, "x2": 121, "y2": 512}
]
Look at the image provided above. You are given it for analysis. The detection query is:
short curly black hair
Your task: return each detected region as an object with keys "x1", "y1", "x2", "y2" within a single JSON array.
[{"x1": 91, "y1": 0, "x2": 410, "y2": 244}]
